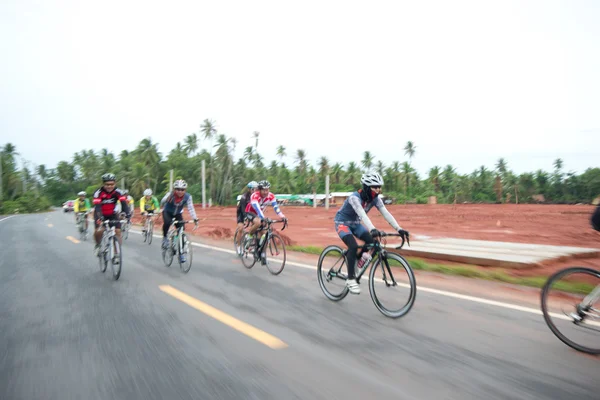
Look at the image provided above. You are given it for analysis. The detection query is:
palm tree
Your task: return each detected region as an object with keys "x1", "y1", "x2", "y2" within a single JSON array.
[
  {"x1": 428, "y1": 166, "x2": 441, "y2": 192},
  {"x1": 184, "y1": 133, "x2": 199, "y2": 156},
  {"x1": 276, "y1": 145, "x2": 286, "y2": 163},
  {"x1": 200, "y1": 119, "x2": 217, "y2": 155},
  {"x1": 295, "y1": 149, "x2": 307, "y2": 174},
  {"x1": 362, "y1": 151, "x2": 374, "y2": 172},
  {"x1": 404, "y1": 141, "x2": 416, "y2": 164}
]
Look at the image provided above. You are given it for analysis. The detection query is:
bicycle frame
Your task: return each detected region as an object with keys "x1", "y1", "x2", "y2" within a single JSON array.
[
  {"x1": 254, "y1": 218, "x2": 287, "y2": 256},
  {"x1": 335, "y1": 232, "x2": 409, "y2": 285}
]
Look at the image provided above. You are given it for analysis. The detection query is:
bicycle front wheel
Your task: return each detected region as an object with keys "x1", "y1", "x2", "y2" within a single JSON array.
[
  {"x1": 178, "y1": 233, "x2": 193, "y2": 273},
  {"x1": 368, "y1": 252, "x2": 416, "y2": 318},
  {"x1": 99, "y1": 241, "x2": 108, "y2": 273},
  {"x1": 110, "y1": 237, "x2": 122, "y2": 280},
  {"x1": 264, "y1": 233, "x2": 286, "y2": 275},
  {"x1": 317, "y1": 245, "x2": 350, "y2": 301},
  {"x1": 233, "y1": 227, "x2": 244, "y2": 257},
  {"x1": 148, "y1": 220, "x2": 153, "y2": 245},
  {"x1": 541, "y1": 267, "x2": 600, "y2": 354},
  {"x1": 240, "y1": 236, "x2": 257, "y2": 269}
]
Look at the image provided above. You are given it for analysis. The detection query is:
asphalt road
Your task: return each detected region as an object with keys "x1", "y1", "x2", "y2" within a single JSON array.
[{"x1": 0, "y1": 211, "x2": 598, "y2": 400}]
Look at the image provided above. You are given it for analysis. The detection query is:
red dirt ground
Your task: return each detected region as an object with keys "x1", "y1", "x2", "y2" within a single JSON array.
[{"x1": 132, "y1": 203, "x2": 600, "y2": 278}]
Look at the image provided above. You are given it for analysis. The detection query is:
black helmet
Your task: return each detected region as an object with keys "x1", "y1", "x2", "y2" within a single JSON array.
[
  {"x1": 257, "y1": 180, "x2": 271, "y2": 189},
  {"x1": 102, "y1": 173, "x2": 116, "y2": 182}
]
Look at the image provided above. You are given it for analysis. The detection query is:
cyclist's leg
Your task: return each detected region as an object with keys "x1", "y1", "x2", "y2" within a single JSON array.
[
  {"x1": 162, "y1": 210, "x2": 173, "y2": 248},
  {"x1": 336, "y1": 223, "x2": 358, "y2": 279},
  {"x1": 93, "y1": 210, "x2": 104, "y2": 245}
]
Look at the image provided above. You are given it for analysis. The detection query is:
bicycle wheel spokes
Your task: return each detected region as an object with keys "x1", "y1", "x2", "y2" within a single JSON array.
[
  {"x1": 110, "y1": 237, "x2": 122, "y2": 280},
  {"x1": 179, "y1": 233, "x2": 193, "y2": 273},
  {"x1": 317, "y1": 246, "x2": 350, "y2": 301},
  {"x1": 541, "y1": 267, "x2": 600, "y2": 354},
  {"x1": 368, "y1": 253, "x2": 417, "y2": 318},
  {"x1": 264, "y1": 233, "x2": 286, "y2": 275}
]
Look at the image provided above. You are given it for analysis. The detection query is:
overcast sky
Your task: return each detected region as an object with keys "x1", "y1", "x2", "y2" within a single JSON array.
[{"x1": 1, "y1": 0, "x2": 598, "y2": 177}]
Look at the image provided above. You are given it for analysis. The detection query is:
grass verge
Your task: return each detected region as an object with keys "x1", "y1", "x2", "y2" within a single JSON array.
[{"x1": 287, "y1": 245, "x2": 594, "y2": 295}]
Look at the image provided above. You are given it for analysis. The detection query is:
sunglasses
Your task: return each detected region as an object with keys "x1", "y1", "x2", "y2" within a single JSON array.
[
  {"x1": 175, "y1": 188, "x2": 186, "y2": 192},
  {"x1": 371, "y1": 186, "x2": 382, "y2": 190}
]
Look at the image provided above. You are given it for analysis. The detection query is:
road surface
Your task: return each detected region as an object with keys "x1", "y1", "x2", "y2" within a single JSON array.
[{"x1": 0, "y1": 212, "x2": 598, "y2": 400}]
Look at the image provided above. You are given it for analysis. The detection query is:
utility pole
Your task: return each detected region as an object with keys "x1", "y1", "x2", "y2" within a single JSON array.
[
  {"x1": 201, "y1": 160, "x2": 206, "y2": 209},
  {"x1": 169, "y1": 169, "x2": 173, "y2": 192},
  {"x1": 325, "y1": 175, "x2": 330, "y2": 210}
]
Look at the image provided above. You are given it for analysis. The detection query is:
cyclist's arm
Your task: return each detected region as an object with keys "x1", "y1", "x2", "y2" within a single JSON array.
[
  {"x1": 250, "y1": 199, "x2": 265, "y2": 219},
  {"x1": 92, "y1": 190, "x2": 102, "y2": 221},
  {"x1": 160, "y1": 192, "x2": 170, "y2": 208},
  {"x1": 140, "y1": 197, "x2": 146, "y2": 213},
  {"x1": 185, "y1": 195, "x2": 198, "y2": 220},
  {"x1": 347, "y1": 196, "x2": 376, "y2": 231},
  {"x1": 152, "y1": 197, "x2": 160, "y2": 210},
  {"x1": 374, "y1": 198, "x2": 401, "y2": 231},
  {"x1": 85, "y1": 199, "x2": 91, "y2": 211},
  {"x1": 269, "y1": 198, "x2": 284, "y2": 218},
  {"x1": 117, "y1": 190, "x2": 130, "y2": 216},
  {"x1": 74, "y1": 201, "x2": 80, "y2": 213}
]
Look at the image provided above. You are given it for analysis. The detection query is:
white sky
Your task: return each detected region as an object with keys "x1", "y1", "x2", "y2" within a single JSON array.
[{"x1": 1, "y1": 0, "x2": 599, "y2": 177}]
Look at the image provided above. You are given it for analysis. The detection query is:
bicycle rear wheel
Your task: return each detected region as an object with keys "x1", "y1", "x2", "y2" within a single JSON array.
[
  {"x1": 264, "y1": 233, "x2": 286, "y2": 275},
  {"x1": 368, "y1": 252, "x2": 416, "y2": 318},
  {"x1": 110, "y1": 237, "x2": 122, "y2": 280},
  {"x1": 178, "y1": 233, "x2": 193, "y2": 273},
  {"x1": 541, "y1": 267, "x2": 600, "y2": 354},
  {"x1": 317, "y1": 245, "x2": 350, "y2": 301}
]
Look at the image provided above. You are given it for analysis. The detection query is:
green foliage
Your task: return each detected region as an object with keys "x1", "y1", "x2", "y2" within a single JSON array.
[
  {"x1": 2, "y1": 135, "x2": 599, "y2": 210},
  {"x1": 0, "y1": 193, "x2": 51, "y2": 214}
]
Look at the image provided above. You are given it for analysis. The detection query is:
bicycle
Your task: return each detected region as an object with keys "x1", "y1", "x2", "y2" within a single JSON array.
[
  {"x1": 141, "y1": 212, "x2": 159, "y2": 245},
  {"x1": 239, "y1": 218, "x2": 287, "y2": 275},
  {"x1": 97, "y1": 218, "x2": 127, "y2": 280},
  {"x1": 317, "y1": 232, "x2": 416, "y2": 318},
  {"x1": 162, "y1": 220, "x2": 197, "y2": 273},
  {"x1": 76, "y1": 212, "x2": 89, "y2": 241},
  {"x1": 540, "y1": 266, "x2": 600, "y2": 354}
]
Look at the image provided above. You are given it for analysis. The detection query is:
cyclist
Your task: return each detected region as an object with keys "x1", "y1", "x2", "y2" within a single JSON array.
[
  {"x1": 73, "y1": 191, "x2": 91, "y2": 232},
  {"x1": 140, "y1": 188, "x2": 160, "y2": 234},
  {"x1": 123, "y1": 190, "x2": 135, "y2": 218},
  {"x1": 160, "y1": 179, "x2": 199, "y2": 261},
  {"x1": 334, "y1": 173, "x2": 409, "y2": 294},
  {"x1": 92, "y1": 173, "x2": 131, "y2": 257},
  {"x1": 235, "y1": 181, "x2": 258, "y2": 254},
  {"x1": 244, "y1": 180, "x2": 286, "y2": 262}
]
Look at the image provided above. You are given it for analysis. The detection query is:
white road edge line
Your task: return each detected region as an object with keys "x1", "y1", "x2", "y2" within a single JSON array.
[
  {"x1": 127, "y1": 228, "x2": 580, "y2": 323},
  {"x1": 0, "y1": 215, "x2": 17, "y2": 223}
]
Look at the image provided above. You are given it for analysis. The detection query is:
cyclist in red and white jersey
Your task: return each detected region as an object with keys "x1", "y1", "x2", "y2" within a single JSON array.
[{"x1": 244, "y1": 180, "x2": 286, "y2": 238}]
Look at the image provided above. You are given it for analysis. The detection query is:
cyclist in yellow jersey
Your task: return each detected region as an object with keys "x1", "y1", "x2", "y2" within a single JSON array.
[
  {"x1": 73, "y1": 191, "x2": 91, "y2": 231},
  {"x1": 140, "y1": 188, "x2": 160, "y2": 234}
]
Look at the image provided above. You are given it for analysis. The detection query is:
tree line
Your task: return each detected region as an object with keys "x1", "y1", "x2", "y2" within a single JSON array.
[{"x1": 1, "y1": 119, "x2": 599, "y2": 213}]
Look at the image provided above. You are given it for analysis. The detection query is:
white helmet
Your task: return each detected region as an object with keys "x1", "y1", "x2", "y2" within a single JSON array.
[
  {"x1": 247, "y1": 181, "x2": 258, "y2": 189},
  {"x1": 78, "y1": 191, "x2": 86, "y2": 196},
  {"x1": 173, "y1": 179, "x2": 188, "y2": 189},
  {"x1": 361, "y1": 173, "x2": 384, "y2": 187},
  {"x1": 144, "y1": 189, "x2": 153, "y2": 196}
]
